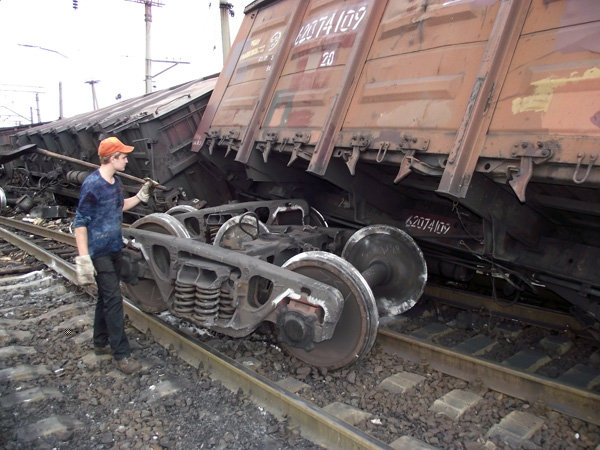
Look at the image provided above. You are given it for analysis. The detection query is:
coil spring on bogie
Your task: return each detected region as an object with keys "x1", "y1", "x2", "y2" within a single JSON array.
[
  {"x1": 174, "y1": 278, "x2": 233, "y2": 324},
  {"x1": 207, "y1": 225, "x2": 220, "y2": 244},
  {"x1": 173, "y1": 281, "x2": 196, "y2": 314},
  {"x1": 219, "y1": 282, "x2": 235, "y2": 320},
  {"x1": 193, "y1": 285, "x2": 220, "y2": 323}
]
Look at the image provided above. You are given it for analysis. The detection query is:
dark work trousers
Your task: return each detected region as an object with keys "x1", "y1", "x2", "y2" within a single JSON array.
[{"x1": 92, "y1": 251, "x2": 130, "y2": 360}]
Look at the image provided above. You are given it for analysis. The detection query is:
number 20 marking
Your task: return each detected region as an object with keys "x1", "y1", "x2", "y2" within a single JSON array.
[{"x1": 320, "y1": 51, "x2": 335, "y2": 67}]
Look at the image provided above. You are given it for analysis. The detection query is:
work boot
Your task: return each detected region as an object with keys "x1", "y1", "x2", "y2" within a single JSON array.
[
  {"x1": 93, "y1": 345, "x2": 111, "y2": 356},
  {"x1": 115, "y1": 357, "x2": 142, "y2": 375}
]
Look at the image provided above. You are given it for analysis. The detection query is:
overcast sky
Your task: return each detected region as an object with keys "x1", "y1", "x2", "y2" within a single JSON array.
[{"x1": 0, "y1": 0, "x2": 246, "y2": 127}]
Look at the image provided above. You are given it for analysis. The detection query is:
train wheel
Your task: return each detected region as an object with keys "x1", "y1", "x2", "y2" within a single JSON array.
[
  {"x1": 342, "y1": 225, "x2": 427, "y2": 316},
  {"x1": 213, "y1": 214, "x2": 268, "y2": 250},
  {"x1": 281, "y1": 251, "x2": 378, "y2": 370},
  {"x1": 123, "y1": 213, "x2": 190, "y2": 313}
]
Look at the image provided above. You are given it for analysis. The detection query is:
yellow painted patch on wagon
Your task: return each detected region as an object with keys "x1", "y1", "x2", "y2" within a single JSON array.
[{"x1": 512, "y1": 67, "x2": 600, "y2": 114}]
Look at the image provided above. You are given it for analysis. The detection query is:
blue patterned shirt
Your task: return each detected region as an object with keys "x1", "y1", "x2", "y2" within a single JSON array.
[{"x1": 73, "y1": 170, "x2": 124, "y2": 258}]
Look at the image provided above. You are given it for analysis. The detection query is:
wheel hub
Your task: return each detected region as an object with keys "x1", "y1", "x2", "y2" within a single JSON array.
[{"x1": 277, "y1": 307, "x2": 316, "y2": 351}]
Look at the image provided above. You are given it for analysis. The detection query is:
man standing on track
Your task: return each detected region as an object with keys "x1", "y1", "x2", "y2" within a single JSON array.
[{"x1": 73, "y1": 136, "x2": 156, "y2": 375}]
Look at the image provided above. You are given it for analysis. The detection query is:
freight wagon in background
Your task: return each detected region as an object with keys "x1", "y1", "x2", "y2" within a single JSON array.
[
  {"x1": 4, "y1": 77, "x2": 232, "y2": 215},
  {"x1": 190, "y1": 0, "x2": 600, "y2": 334}
]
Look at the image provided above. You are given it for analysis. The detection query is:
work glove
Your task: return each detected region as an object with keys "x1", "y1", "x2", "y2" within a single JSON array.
[
  {"x1": 75, "y1": 255, "x2": 96, "y2": 285},
  {"x1": 136, "y1": 178, "x2": 159, "y2": 203}
]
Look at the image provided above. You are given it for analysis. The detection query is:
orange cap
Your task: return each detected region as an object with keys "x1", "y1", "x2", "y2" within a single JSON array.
[{"x1": 98, "y1": 137, "x2": 134, "y2": 157}]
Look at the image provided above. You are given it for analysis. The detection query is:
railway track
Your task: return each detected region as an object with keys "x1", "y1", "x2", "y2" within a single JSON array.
[{"x1": 1, "y1": 216, "x2": 599, "y2": 449}]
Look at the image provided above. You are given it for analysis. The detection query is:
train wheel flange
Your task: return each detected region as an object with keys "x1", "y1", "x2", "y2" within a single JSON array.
[
  {"x1": 342, "y1": 225, "x2": 427, "y2": 316},
  {"x1": 281, "y1": 251, "x2": 378, "y2": 370},
  {"x1": 123, "y1": 213, "x2": 190, "y2": 313}
]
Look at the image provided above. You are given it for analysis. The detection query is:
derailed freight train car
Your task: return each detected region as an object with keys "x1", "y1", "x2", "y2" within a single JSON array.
[
  {"x1": 120, "y1": 0, "x2": 599, "y2": 369},
  {"x1": 191, "y1": 1, "x2": 599, "y2": 327},
  {"x1": 1, "y1": 77, "x2": 232, "y2": 217}
]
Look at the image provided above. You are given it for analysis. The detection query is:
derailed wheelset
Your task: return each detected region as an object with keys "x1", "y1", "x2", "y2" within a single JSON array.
[{"x1": 121, "y1": 200, "x2": 426, "y2": 370}]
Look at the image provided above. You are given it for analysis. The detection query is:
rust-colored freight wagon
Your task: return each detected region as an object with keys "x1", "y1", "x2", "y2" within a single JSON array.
[{"x1": 192, "y1": 0, "x2": 600, "y2": 328}]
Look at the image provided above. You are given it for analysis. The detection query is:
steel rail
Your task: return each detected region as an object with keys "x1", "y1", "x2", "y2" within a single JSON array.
[
  {"x1": 0, "y1": 218, "x2": 390, "y2": 450},
  {"x1": 377, "y1": 328, "x2": 600, "y2": 426},
  {"x1": 424, "y1": 284, "x2": 587, "y2": 334},
  {"x1": 0, "y1": 225, "x2": 78, "y2": 285},
  {"x1": 0, "y1": 216, "x2": 76, "y2": 246}
]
